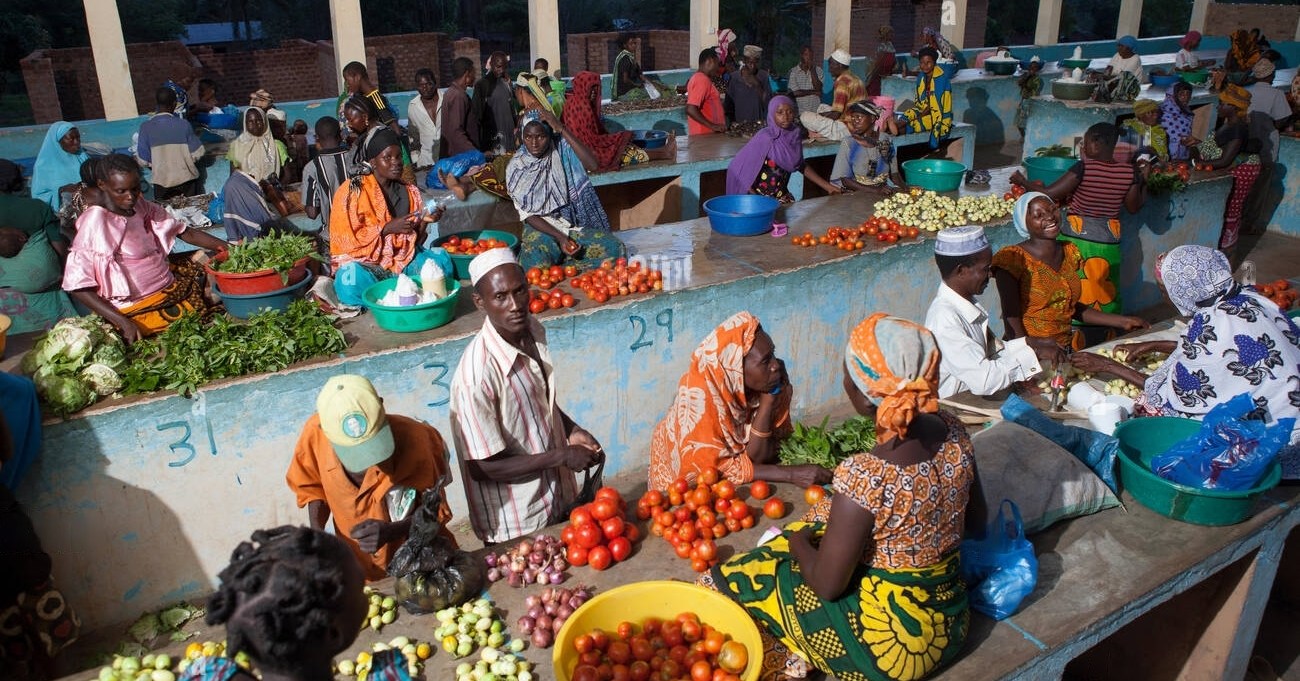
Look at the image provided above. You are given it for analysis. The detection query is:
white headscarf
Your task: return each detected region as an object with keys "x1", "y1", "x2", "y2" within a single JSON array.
[
  {"x1": 1012, "y1": 192, "x2": 1051, "y2": 239},
  {"x1": 228, "y1": 107, "x2": 281, "y2": 182}
]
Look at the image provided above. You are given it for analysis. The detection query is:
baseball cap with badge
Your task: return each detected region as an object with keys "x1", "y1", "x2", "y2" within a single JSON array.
[{"x1": 317, "y1": 375, "x2": 395, "y2": 472}]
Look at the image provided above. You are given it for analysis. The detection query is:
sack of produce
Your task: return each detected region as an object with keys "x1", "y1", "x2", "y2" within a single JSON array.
[
  {"x1": 389, "y1": 485, "x2": 483, "y2": 614},
  {"x1": 1151, "y1": 393, "x2": 1294, "y2": 491}
]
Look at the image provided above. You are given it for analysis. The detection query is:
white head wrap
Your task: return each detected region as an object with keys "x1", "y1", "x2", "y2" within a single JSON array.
[
  {"x1": 830, "y1": 49, "x2": 853, "y2": 67},
  {"x1": 468, "y1": 248, "x2": 521, "y2": 286}
]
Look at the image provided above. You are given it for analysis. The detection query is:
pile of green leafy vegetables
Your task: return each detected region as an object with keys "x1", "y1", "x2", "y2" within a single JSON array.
[
  {"x1": 211, "y1": 232, "x2": 321, "y2": 277},
  {"x1": 121, "y1": 299, "x2": 348, "y2": 397},
  {"x1": 20, "y1": 316, "x2": 128, "y2": 415},
  {"x1": 777, "y1": 415, "x2": 878, "y2": 469}
]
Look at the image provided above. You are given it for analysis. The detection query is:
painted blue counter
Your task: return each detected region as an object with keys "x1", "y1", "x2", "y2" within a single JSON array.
[
  {"x1": 13, "y1": 163, "x2": 1240, "y2": 632},
  {"x1": 1021, "y1": 86, "x2": 1221, "y2": 159},
  {"x1": 1262, "y1": 134, "x2": 1300, "y2": 238},
  {"x1": 882, "y1": 70, "x2": 1025, "y2": 146}
]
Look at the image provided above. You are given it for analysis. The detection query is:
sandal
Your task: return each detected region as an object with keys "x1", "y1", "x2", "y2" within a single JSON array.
[{"x1": 965, "y1": 169, "x2": 991, "y2": 186}]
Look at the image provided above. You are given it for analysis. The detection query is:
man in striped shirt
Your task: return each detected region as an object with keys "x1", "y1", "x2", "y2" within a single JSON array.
[{"x1": 450, "y1": 250, "x2": 604, "y2": 544}]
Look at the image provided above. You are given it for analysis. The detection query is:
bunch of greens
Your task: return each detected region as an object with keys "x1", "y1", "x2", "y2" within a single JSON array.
[
  {"x1": 778, "y1": 415, "x2": 878, "y2": 469},
  {"x1": 212, "y1": 232, "x2": 321, "y2": 279},
  {"x1": 20, "y1": 316, "x2": 128, "y2": 415},
  {"x1": 1034, "y1": 144, "x2": 1076, "y2": 158},
  {"x1": 121, "y1": 300, "x2": 348, "y2": 397},
  {"x1": 1145, "y1": 170, "x2": 1187, "y2": 195}
]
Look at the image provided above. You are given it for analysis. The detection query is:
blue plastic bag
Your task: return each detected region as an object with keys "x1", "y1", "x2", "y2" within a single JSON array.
[
  {"x1": 1151, "y1": 393, "x2": 1294, "y2": 491},
  {"x1": 1001, "y1": 393, "x2": 1120, "y2": 493},
  {"x1": 426, "y1": 150, "x2": 487, "y2": 189},
  {"x1": 960, "y1": 500, "x2": 1038, "y2": 620}
]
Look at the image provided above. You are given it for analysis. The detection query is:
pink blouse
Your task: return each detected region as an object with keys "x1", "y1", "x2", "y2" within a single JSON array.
[{"x1": 63, "y1": 202, "x2": 186, "y2": 308}]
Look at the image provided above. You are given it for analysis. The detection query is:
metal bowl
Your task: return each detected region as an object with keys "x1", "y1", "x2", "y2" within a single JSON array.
[
  {"x1": 984, "y1": 60, "x2": 1018, "y2": 76},
  {"x1": 1052, "y1": 79, "x2": 1095, "y2": 101}
]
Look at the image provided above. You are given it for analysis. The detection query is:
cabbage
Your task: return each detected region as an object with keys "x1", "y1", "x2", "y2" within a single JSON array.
[
  {"x1": 56, "y1": 315, "x2": 113, "y2": 346},
  {"x1": 90, "y1": 341, "x2": 128, "y2": 373},
  {"x1": 41, "y1": 325, "x2": 94, "y2": 370},
  {"x1": 80, "y1": 363, "x2": 123, "y2": 396},
  {"x1": 33, "y1": 372, "x2": 97, "y2": 415}
]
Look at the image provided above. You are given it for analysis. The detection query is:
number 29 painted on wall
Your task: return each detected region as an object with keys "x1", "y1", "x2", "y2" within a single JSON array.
[{"x1": 629, "y1": 309, "x2": 674, "y2": 352}]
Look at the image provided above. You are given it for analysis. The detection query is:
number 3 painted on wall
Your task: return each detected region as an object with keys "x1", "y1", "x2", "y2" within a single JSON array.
[
  {"x1": 425, "y1": 361, "x2": 451, "y2": 408},
  {"x1": 157, "y1": 421, "x2": 197, "y2": 468}
]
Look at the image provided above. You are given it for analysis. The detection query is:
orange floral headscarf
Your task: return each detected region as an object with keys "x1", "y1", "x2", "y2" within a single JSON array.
[
  {"x1": 845, "y1": 313, "x2": 940, "y2": 443},
  {"x1": 647, "y1": 311, "x2": 791, "y2": 490}
]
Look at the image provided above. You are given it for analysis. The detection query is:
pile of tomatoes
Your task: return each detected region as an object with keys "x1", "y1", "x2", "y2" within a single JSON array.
[
  {"x1": 561, "y1": 487, "x2": 640, "y2": 572},
  {"x1": 570, "y1": 258, "x2": 664, "y2": 304},
  {"x1": 638, "y1": 469, "x2": 787, "y2": 573},
  {"x1": 527, "y1": 264, "x2": 579, "y2": 290},
  {"x1": 1000, "y1": 183, "x2": 1028, "y2": 201},
  {"x1": 567, "y1": 612, "x2": 750, "y2": 681},
  {"x1": 1255, "y1": 279, "x2": 1298, "y2": 310},
  {"x1": 442, "y1": 235, "x2": 511, "y2": 256},
  {"x1": 528, "y1": 288, "x2": 578, "y2": 313},
  {"x1": 791, "y1": 217, "x2": 921, "y2": 250}
]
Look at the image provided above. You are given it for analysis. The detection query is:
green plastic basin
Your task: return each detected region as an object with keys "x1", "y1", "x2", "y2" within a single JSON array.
[
  {"x1": 430, "y1": 230, "x2": 521, "y2": 281},
  {"x1": 362, "y1": 278, "x2": 461, "y2": 333},
  {"x1": 902, "y1": 159, "x2": 966, "y2": 192},
  {"x1": 1180, "y1": 69, "x2": 1209, "y2": 85},
  {"x1": 1114, "y1": 417, "x2": 1282, "y2": 526},
  {"x1": 1023, "y1": 156, "x2": 1079, "y2": 185}
]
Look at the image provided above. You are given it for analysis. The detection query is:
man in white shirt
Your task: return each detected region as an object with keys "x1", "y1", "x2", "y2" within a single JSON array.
[
  {"x1": 924, "y1": 225, "x2": 1041, "y2": 398},
  {"x1": 449, "y1": 249, "x2": 604, "y2": 544},
  {"x1": 407, "y1": 68, "x2": 442, "y2": 171},
  {"x1": 787, "y1": 46, "x2": 824, "y2": 116}
]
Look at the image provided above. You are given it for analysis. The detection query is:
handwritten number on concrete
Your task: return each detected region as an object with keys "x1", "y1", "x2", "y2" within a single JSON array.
[
  {"x1": 425, "y1": 361, "x2": 451, "y2": 408},
  {"x1": 629, "y1": 316, "x2": 651, "y2": 352},
  {"x1": 158, "y1": 421, "x2": 197, "y2": 468},
  {"x1": 656, "y1": 309, "x2": 674, "y2": 343}
]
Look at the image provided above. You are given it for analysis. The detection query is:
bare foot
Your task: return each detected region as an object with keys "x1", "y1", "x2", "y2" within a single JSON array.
[{"x1": 438, "y1": 170, "x2": 472, "y2": 201}]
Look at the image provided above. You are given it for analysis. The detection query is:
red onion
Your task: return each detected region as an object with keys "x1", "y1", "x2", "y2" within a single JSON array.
[
  {"x1": 540, "y1": 587, "x2": 555, "y2": 602},
  {"x1": 535, "y1": 614, "x2": 553, "y2": 632},
  {"x1": 557, "y1": 603, "x2": 575, "y2": 619},
  {"x1": 532, "y1": 628, "x2": 552, "y2": 648},
  {"x1": 517, "y1": 616, "x2": 535, "y2": 635},
  {"x1": 484, "y1": 552, "x2": 499, "y2": 568},
  {"x1": 548, "y1": 571, "x2": 566, "y2": 584},
  {"x1": 517, "y1": 539, "x2": 533, "y2": 555},
  {"x1": 553, "y1": 615, "x2": 567, "y2": 632},
  {"x1": 506, "y1": 571, "x2": 522, "y2": 588},
  {"x1": 544, "y1": 601, "x2": 559, "y2": 617},
  {"x1": 524, "y1": 595, "x2": 541, "y2": 609},
  {"x1": 486, "y1": 567, "x2": 502, "y2": 582},
  {"x1": 568, "y1": 596, "x2": 584, "y2": 610},
  {"x1": 528, "y1": 605, "x2": 543, "y2": 620}
]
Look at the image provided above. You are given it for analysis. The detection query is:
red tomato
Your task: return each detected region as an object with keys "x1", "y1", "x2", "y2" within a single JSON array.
[
  {"x1": 804, "y1": 485, "x2": 827, "y2": 505},
  {"x1": 565, "y1": 264, "x2": 580, "y2": 278},
  {"x1": 574, "y1": 634, "x2": 595, "y2": 653},
  {"x1": 713, "y1": 480, "x2": 736, "y2": 500},
  {"x1": 547, "y1": 296, "x2": 563, "y2": 310},
  {"x1": 561, "y1": 525, "x2": 577, "y2": 545},
  {"x1": 596, "y1": 487, "x2": 624, "y2": 505},
  {"x1": 749, "y1": 480, "x2": 771, "y2": 500},
  {"x1": 671, "y1": 478, "x2": 690, "y2": 495},
  {"x1": 548, "y1": 265, "x2": 564, "y2": 281},
  {"x1": 592, "y1": 499, "x2": 618, "y2": 521},
  {"x1": 690, "y1": 660, "x2": 712, "y2": 681},
  {"x1": 573, "y1": 665, "x2": 600, "y2": 681},
  {"x1": 695, "y1": 540, "x2": 717, "y2": 562},
  {"x1": 575, "y1": 523, "x2": 603, "y2": 549},
  {"x1": 726, "y1": 503, "x2": 750, "y2": 521},
  {"x1": 608, "y1": 641, "x2": 633, "y2": 665},
  {"x1": 623, "y1": 523, "x2": 642, "y2": 543},
  {"x1": 529, "y1": 298, "x2": 546, "y2": 314},
  {"x1": 608, "y1": 536, "x2": 632, "y2": 562},
  {"x1": 568, "y1": 544, "x2": 589, "y2": 566},
  {"x1": 590, "y1": 629, "x2": 611, "y2": 651},
  {"x1": 601, "y1": 516, "x2": 626, "y2": 540},
  {"x1": 630, "y1": 661, "x2": 651, "y2": 681},
  {"x1": 588, "y1": 545, "x2": 613, "y2": 570},
  {"x1": 571, "y1": 507, "x2": 595, "y2": 527},
  {"x1": 763, "y1": 498, "x2": 785, "y2": 519}
]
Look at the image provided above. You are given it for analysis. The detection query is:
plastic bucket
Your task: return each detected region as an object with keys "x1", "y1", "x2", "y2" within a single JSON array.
[
  {"x1": 217, "y1": 271, "x2": 314, "y2": 319},
  {"x1": 1023, "y1": 156, "x2": 1080, "y2": 185},
  {"x1": 902, "y1": 159, "x2": 966, "y2": 192},
  {"x1": 362, "y1": 278, "x2": 461, "y2": 333},
  {"x1": 703, "y1": 195, "x2": 780, "y2": 236}
]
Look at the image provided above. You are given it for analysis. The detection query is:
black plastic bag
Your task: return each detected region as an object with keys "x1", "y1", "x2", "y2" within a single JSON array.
[{"x1": 388, "y1": 485, "x2": 483, "y2": 614}]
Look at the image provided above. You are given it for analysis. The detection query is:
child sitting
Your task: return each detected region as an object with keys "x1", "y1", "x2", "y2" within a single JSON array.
[
  {"x1": 1122, "y1": 99, "x2": 1169, "y2": 161},
  {"x1": 829, "y1": 100, "x2": 903, "y2": 194}
]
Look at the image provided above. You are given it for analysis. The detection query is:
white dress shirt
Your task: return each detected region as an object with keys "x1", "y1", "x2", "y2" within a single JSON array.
[{"x1": 924, "y1": 283, "x2": 1042, "y2": 398}]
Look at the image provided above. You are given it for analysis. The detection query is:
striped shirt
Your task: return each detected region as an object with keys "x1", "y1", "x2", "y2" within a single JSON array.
[
  {"x1": 1067, "y1": 158, "x2": 1136, "y2": 218},
  {"x1": 450, "y1": 317, "x2": 576, "y2": 544},
  {"x1": 301, "y1": 146, "x2": 354, "y2": 234}
]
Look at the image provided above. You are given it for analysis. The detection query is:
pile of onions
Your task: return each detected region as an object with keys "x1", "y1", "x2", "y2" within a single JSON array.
[
  {"x1": 514, "y1": 585, "x2": 593, "y2": 648},
  {"x1": 484, "y1": 535, "x2": 569, "y2": 587}
]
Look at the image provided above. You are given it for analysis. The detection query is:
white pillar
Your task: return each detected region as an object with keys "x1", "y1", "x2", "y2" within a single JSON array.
[
  {"x1": 941, "y1": 0, "x2": 968, "y2": 50},
  {"x1": 329, "y1": 0, "x2": 366, "y2": 91},
  {"x1": 1188, "y1": 0, "x2": 1211, "y2": 33},
  {"x1": 1035, "y1": 0, "x2": 1064, "y2": 45},
  {"x1": 528, "y1": 0, "x2": 561, "y2": 72},
  {"x1": 1116, "y1": 0, "x2": 1144, "y2": 38},
  {"x1": 83, "y1": 0, "x2": 136, "y2": 121},
  {"x1": 689, "y1": 0, "x2": 719, "y2": 66},
  {"x1": 824, "y1": 0, "x2": 852, "y2": 58}
]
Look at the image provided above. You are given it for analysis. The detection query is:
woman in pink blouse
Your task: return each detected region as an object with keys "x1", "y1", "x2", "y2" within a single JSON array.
[{"x1": 63, "y1": 154, "x2": 229, "y2": 342}]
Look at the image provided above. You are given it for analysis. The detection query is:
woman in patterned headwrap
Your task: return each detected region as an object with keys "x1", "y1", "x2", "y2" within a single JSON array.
[
  {"x1": 1071, "y1": 245, "x2": 1300, "y2": 479},
  {"x1": 699, "y1": 314, "x2": 981, "y2": 681},
  {"x1": 1191, "y1": 84, "x2": 1260, "y2": 252}
]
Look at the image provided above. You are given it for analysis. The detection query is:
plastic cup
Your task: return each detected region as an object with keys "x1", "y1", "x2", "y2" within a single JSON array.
[{"x1": 1088, "y1": 402, "x2": 1124, "y2": 435}]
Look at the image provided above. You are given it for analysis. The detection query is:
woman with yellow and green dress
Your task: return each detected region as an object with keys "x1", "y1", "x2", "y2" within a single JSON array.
[{"x1": 702, "y1": 313, "x2": 982, "y2": 681}]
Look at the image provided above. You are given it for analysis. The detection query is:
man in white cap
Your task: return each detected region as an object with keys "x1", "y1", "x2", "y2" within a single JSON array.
[
  {"x1": 287, "y1": 374, "x2": 457, "y2": 581},
  {"x1": 449, "y1": 249, "x2": 604, "y2": 545},
  {"x1": 924, "y1": 225, "x2": 1041, "y2": 398},
  {"x1": 798, "y1": 49, "x2": 866, "y2": 142}
]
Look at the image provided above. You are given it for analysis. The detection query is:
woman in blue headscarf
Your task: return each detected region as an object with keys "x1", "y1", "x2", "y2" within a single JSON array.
[{"x1": 31, "y1": 122, "x2": 90, "y2": 211}]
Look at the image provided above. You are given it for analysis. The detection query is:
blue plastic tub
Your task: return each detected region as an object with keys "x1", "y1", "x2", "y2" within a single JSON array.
[
  {"x1": 218, "y1": 271, "x2": 314, "y2": 319},
  {"x1": 630, "y1": 130, "x2": 670, "y2": 149},
  {"x1": 1150, "y1": 73, "x2": 1180, "y2": 88},
  {"x1": 703, "y1": 195, "x2": 780, "y2": 236}
]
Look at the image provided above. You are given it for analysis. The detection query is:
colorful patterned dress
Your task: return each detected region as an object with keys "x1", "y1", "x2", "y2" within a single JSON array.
[
  {"x1": 992, "y1": 243, "x2": 1084, "y2": 349},
  {"x1": 705, "y1": 411, "x2": 974, "y2": 681}
]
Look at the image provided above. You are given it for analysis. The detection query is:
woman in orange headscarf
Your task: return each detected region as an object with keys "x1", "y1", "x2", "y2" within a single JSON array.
[
  {"x1": 700, "y1": 314, "x2": 981, "y2": 681},
  {"x1": 647, "y1": 311, "x2": 831, "y2": 491}
]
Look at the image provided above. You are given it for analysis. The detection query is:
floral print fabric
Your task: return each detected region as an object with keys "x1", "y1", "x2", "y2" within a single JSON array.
[{"x1": 993, "y1": 243, "x2": 1083, "y2": 347}]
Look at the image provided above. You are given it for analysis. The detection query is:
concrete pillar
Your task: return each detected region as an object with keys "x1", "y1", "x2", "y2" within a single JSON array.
[
  {"x1": 1035, "y1": 0, "x2": 1064, "y2": 45},
  {"x1": 689, "y1": 0, "x2": 719, "y2": 67},
  {"x1": 941, "y1": 0, "x2": 968, "y2": 50},
  {"x1": 528, "y1": 0, "x2": 561, "y2": 72},
  {"x1": 328, "y1": 0, "x2": 367, "y2": 91},
  {"x1": 1188, "y1": 0, "x2": 1211, "y2": 33},
  {"x1": 82, "y1": 0, "x2": 136, "y2": 121},
  {"x1": 1116, "y1": 0, "x2": 1144, "y2": 38},
  {"x1": 824, "y1": 0, "x2": 852, "y2": 58}
]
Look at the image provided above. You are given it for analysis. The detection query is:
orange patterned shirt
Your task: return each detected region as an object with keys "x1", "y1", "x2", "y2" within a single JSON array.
[{"x1": 993, "y1": 243, "x2": 1083, "y2": 346}]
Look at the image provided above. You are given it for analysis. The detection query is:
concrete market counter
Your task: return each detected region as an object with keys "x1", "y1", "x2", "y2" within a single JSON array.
[{"x1": 16, "y1": 166, "x2": 1240, "y2": 633}]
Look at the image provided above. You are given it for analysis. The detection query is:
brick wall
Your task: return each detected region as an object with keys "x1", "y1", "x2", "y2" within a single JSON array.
[
  {"x1": 366, "y1": 33, "x2": 475, "y2": 91},
  {"x1": 20, "y1": 40, "x2": 199, "y2": 122},
  {"x1": 1204, "y1": 2, "x2": 1300, "y2": 38},
  {"x1": 566, "y1": 31, "x2": 690, "y2": 74},
  {"x1": 20, "y1": 52, "x2": 61, "y2": 123},
  {"x1": 811, "y1": 0, "x2": 988, "y2": 62},
  {"x1": 192, "y1": 40, "x2": 334, "y2": 107}
]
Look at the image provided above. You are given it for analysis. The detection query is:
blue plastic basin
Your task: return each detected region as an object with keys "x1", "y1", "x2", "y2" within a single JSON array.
[
  {"x1": 630, "y1": 130, "x2": 669, "y2": 149},
  {"x1": 703, "y1": 195, "x2": 780, "y2": 236},
  {"x1": 218, "y1": 271, "x2": 314, "y2": 319}
]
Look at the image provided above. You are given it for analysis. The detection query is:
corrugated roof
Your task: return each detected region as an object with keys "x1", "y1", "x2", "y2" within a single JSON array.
[{"x1": 181, "y1": 22, "x2": 264, "y2": 45}]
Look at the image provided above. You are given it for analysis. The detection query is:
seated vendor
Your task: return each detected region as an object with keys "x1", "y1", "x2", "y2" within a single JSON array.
[
  {"x1": 799, "y1": 49, "x2": 866, "y2": 142},
  {"x1": 1071, "y1": 245, "x2": 1300, "y2": 479},
  {"x1": 0, "y1": 158, "x2": 68, "y2": 258},
  {"x1": 648, "y1": 311, "x2": 833, "y2": 490},
  {"x1": 328, "y1": 127, "x2": 451, "y2": 307},
  {"x1": 993, "y1": 193, "x2": 1147, "y2": 360},
  {"x1": 726, "y1": 96, "x2": 840, "y2": 205},
  {"x1": 563, "y1": 71, "x2": 675, "y2": 173},
  {"x1": 449, "y1": 250, "x2": 605, "y2": 545},
  {"x1": 286, "y1": 374, "x2": 457, "y2": 582},
  {"x1": 63, "y1": 154, "x2": 229, "y2": 343},
  {"x1": 899, "y1": 47, "x2": 954, "y2": 152},
  {"x1": 0, "y1": 227, "x2": 77, "y2": 333},
  {"x1": 1122, "y1": 99, "x2": 1169, "y2": 162},
  {"x1": 504, "y1": 109, "x2": 627, "y2": 271},
  {"x1": 830, "y1": 100, "x2": 903, "y2": 194},
  {"x1": 924, "y1": 225, "x2": 1041, "y2": 398},
  {"x1": 699, "y1": 313, "x2": 981, "y2": 681}
]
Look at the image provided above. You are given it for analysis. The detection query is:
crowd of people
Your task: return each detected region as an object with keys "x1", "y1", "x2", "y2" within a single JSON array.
[{"x1": 2, "y1": 29, "x2": 1299, "y2": 681}]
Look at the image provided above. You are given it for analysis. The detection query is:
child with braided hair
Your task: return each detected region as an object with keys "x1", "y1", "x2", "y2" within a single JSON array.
[{"x1": 181, "y1": 525, "x2": 409, "y2": 681}]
